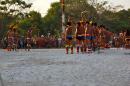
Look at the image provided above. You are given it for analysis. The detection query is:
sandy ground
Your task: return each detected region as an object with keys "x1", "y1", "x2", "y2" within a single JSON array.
[{"x1": 0, "y1": 48, "x2": 130, "y2": 86}]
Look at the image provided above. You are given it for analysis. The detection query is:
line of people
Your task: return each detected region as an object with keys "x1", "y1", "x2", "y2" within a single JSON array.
[{"x1": 64, "y1": 19, "x2": 129, "y2": 54}]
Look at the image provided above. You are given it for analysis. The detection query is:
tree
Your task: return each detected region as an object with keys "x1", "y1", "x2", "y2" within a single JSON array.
[
  {"x1": 18, "y1": 11, "x2": 43, "y2": 36},
  {"x1": 43, "y1": 2, "x2": 62, "y2": 36},
  {"x1": 0, "y1": 0, "x2": 32, "y2": 16},
  {"x1": 64, "y1": 0, "x2": 97, "y2": 21},
  {"x1": 0, "y1": 0, "x2": 32, "y2": 38}
]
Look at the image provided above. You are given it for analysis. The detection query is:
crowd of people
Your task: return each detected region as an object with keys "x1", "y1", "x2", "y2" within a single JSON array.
[
  {"x1": 63, "y1": 18, "x2": 130, "y2": 54},
  {"x1": 0, "y1": 18, "x2": 130, "y2": 53},
  {"x1": 0, "y1": 26, "x2": 64, "y2": 51}
]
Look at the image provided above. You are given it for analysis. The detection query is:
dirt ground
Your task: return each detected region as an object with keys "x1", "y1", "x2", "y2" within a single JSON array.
[{"x1": 0, "y1": 48, "x2": 130, "y2": 86}]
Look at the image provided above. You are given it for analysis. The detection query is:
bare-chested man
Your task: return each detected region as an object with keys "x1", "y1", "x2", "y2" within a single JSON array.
[
  {"x1": 12, "y1": 28, "x2": 19, "y2": 51},
  {"x1": 64, "y1": 22, "x2": 74, "y2": 54},
  {"x1": 75, "y1": 21, "x2": 86, "y2": 53},
  {"x1": 25, "y1": 28, "x2": 33, "y2": 51},
  {"x1": 6, "y1": 27, "x2": 14, "y2": 51},
  {"x1": 85, "y1": 22, "x2": 97, "y2": 52}
]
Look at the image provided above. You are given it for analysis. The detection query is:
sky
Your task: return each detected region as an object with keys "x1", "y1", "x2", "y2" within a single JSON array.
[
  {"x1": 30, "y1": 0, "x2": 59, "y2": 16},
  {"x1": 30, "y1": 0, "x2": 130, "y2": 17}
]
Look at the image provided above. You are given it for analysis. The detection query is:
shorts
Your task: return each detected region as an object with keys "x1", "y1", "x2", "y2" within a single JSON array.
[
  {"x1": 66, "y1": 35, "x2": 73, "y2": 40},
  {"x1": 86, "y1": 36, "x2": 96, "y2": 40},
  {"x1": 76, "y1": 35, "x2": 85, "y2": 40}
]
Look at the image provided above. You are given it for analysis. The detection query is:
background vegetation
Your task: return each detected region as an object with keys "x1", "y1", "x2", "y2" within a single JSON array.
[{"x1": 0, "y1": 0, "x2": 130, "y2": 39}]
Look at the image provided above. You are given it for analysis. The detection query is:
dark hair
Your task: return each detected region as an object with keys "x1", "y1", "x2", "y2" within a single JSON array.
[
  {"x1": 126, "y1": 29, "x2": 130, "y2": 36},
  {"x1": 86, "y1": 21, "x2": 89, "y2": 24},
  {"x1": 77, "y1": 22, "x2": 81, "y2": 26},
  {"x1": 99, "y1": 25, "x2": 104, "y2": 28},
  {"x1": 92, "y1": 22, "x2": 97, "y2": 26},
  {"x1": 102, "y1": 25, "x2": 105, "y2": 28},
  {"x1": 67, "y1": 22, "x2": 72, "y2": 26}
]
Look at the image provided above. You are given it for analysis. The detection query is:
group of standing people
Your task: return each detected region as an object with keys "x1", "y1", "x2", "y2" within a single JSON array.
[
  {"x1": 113, "y1": 29, "x2": 130, "y2": 48},
  {"x1": 4, "y1": 25, "x2": 64, "y2": 51},
  {"x1": 6, "y1": 26, "x2": 33, "y2": 51},
  {"x1": 3, "y1": 19, "x2": 130, "y2": 53},
  {"x1": 64, "y1": 18, "x2": 129, "y2": 54}
]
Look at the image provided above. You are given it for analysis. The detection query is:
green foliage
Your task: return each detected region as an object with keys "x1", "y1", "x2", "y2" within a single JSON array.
[
  {"x1": 0, "y1": 0, "x2": 32, "y2": 15},
  {"x1": 0, "y1": 0, "x2": 32, "y2": 39},
  {"x1": 18, "y1": 19, "x2": 32, "y2": 30},
  {"x1": 28, "y1": 11, "x2": 43, "y2": 29},
  {"x1": 64, "y1": 0, "x2": 97, "y2": 21},
  {"x1": 43, "y1": 2, "x2": 62, "y2": 36},
  {"x1": 0, "y1": 0, "x2": 130, "y2": 39},
  {"x1": 17, "y1": 11, "x2": 43, "y2": 36},
  {"x1": 99, "y1": 9, "x2": 130, "y2": 32}
]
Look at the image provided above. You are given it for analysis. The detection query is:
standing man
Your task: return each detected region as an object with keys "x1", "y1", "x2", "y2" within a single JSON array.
[
  {"x1": 6, "y1": 27, "x2": 14, "y2": 51},
  {"x1": 85, "y1": 22, "x2": 97, "y2": 52},
  {"x1": 25, "y1": 28, "x2": 33, "y2": 51},
  {"x1": 75, "y1": 21, "x2": 86, "y2": 53},
  {"x1": 12, "y1": 28, "x2": 19, "y2": 51},
  {"x1": 64, "y1": 22, "x2": 74, "y2": 54}
]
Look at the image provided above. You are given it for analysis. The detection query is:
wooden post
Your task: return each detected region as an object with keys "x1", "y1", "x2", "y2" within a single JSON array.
[{"x1": 60, "y1": 0, "x2": 65, "y2": 32}]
